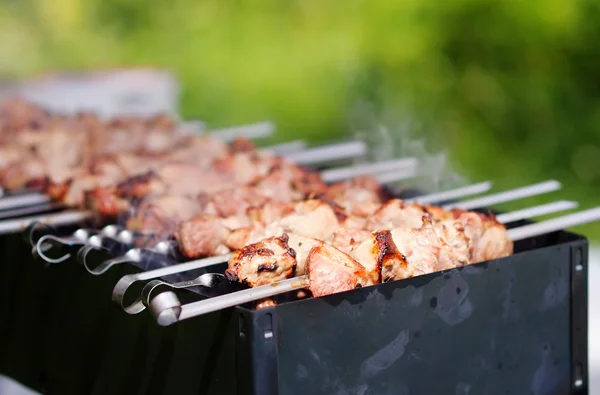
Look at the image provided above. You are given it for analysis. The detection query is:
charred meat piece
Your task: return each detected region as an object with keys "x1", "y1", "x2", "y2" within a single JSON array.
[
  {"x1": 226, "y1": 234, "x2": 297, "y2": 287},
  {"x1": 352, "y1": 230, "x2": 408, "y2": 283},
  {"x1": 306, "y1": 242, "x2": 371, "y2": 297}
]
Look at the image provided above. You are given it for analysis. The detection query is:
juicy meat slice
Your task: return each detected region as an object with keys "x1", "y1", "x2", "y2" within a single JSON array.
[
  {"x1": 84, "y1": 186, "x2": 132, "y2": 217},
  {"x1": 306, "y1": 243, "x2": 371, "y2": 297},
  {"x1": 225, "y1": 234, "x2": 297, "y2": 287},
  {"x1": 48, "y1": 174, "x2": 116, "y2": 208},
  {"x1": 453, "y1": 212, "x2": 513, "y2": 263},
  {"x1": 330, "y1": 227, "x2": 371, "y2": 255},
  {"x1": 433, "y1": 220, "x2": 471, "y2": 267},
  {"x1": 352, "y1": 230, "x2": 410, "y2": 283},
  {"x1": 367, "y1": 199, "x2": 428, "y2": 230},
  {"x1": 247, "y1": 201, "x2": 295, "y2": 226},
  {"x1": 200, "y1": 186, "x2": 270, "y2": 218},
  {"x1": 275, "y1": 199, "x2": 341, "y2": 241},
  {"x1": 285, "y1": 234, "x2": 322, "y2": 276},
  {"x1": 390, "y1": 216, "x2": 463, "y2": 275},
  {"x1": 0, "y1": 156, "x2": 47, "y2": 189},
  {"x1": 325, "y1": 176, "x2": 386, "y2": 216},
  {"x1": 175, "y1": 215, "x2": 231, "y2": 259},
  {"x1": 126, "y1": 195, "x2": 202, "y2": 238},
  {"x1": 224, "y1": 223, "x2": 285, "y2": 251},
  {"x1": 477, "y1": 219, "x2": 513, "y2": 262},
  {"x1": 387, "y1": 217, "x2": 440, "y2": 277}
]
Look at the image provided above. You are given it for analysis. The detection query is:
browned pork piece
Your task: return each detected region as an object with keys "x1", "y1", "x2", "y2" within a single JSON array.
[
  {"x1": 225, "y1": 234, "x2": 371, "y2": 297},
  {"x1": 225, "y1": 234, "x2": 297, "y2": 287},
  {"x1": 324, "y1": 175, "x2": 387, "y2": 217},
  {"x1": 177, "y1": 198, "x2": 341, "y2": 259},
  {"x1": 125, "y1": 195, "x2": 204, "y2": 240},
  {"x1": 83, "y1": 147, "x2": 325, "y2": 218},
  {"x1": 47, "y1": 136, "x2": 260, "y2": 210},
  {"x1": 0, "y1": 103, "x2": 189, "y2": 190},
  {"x1": 224, "y1": 203, "x2": 514, "y2": 298},
  {"x1": 305, "y1": 242, "x2": 372, "y2": 297}
]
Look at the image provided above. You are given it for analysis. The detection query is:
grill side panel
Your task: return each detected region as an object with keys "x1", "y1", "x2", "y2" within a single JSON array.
[{"x1": 265, "y1": 236, "x2": 585, "y2": 395}]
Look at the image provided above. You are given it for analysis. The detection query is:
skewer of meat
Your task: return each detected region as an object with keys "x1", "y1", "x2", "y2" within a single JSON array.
[
  {"x1": 113, "y1": 197, "x2": 575, "y2": 315},
  {"x1": 0, "y1": 98, "x2": 277, "y2": 193},
  {"x1": 174, "y1": 180, "x2": 561, "y2": 260},
  {"x1": 146, "y1": 206, "x2": 600, "y2": 326}
]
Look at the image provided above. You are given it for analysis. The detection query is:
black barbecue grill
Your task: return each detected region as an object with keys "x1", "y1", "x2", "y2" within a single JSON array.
[{"x1": 0, "y1": 124, "x2": 595, "y2": 395}]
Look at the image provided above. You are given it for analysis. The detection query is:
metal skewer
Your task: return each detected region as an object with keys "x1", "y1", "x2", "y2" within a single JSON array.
[
  {"x1": 113, "y1": 254, "x2": 232, "y2": 314},
  {"x1": 0, "y1": 210, "x2": 91, "y2": 235},
  {"x1": 506, "y1": 206, "x2": 600, "y2": 241},
  {"x1": 0, "y1": 202, "x2": 64, "y2": 220},
  {"x1": 495, "y1": 200, "x2": 578, "y2": 224},
  {"x1": 34, "y1": 225, "x2": 135, "y2": 264},
  {"x1": 405, "y1": 181, "x2": 493, "y2": 204},
  {"x1": 266, "y1": 140, "x2": 307, "y2": 155},
  {"x1": 443, "y1": 180, "x2": 561, "y2": 210},
  {"x1": 0, "y1": 194, "x2": 52, "y2": 211},
  {"x1": 320, "y1": 158, "x2": 417, "y2": 183},
  {"x1": 284, "y1": 141, "x2": 367, "y2": 165},
  {"x1": 209, "y1": 121, "x2": 275, "y2": 142},
  {"x1": 150, "y1": 205, "x2": 600, "y2": 326}
]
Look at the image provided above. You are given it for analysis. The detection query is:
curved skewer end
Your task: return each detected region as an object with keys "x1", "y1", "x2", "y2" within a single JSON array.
[
  {"x1": 35, "y1": 235, "x2": 72, "y2": 264},
  {"x1": 78, "y1": 245, "x2": 125, "y2": 276},
  {"x1": 149, "y1": 291, "x2": 182, "y2": 326}
]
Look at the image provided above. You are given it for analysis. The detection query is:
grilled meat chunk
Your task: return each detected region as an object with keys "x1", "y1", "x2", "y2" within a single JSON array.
[
  {"x1": 175, "y1": 215, "x2": 231, "y2": 258},
  {"x1": 330, "y1": 227, "x2": 371, "y2": 255},
  {"x1": 225, "y1": 234, "x2": 297, "y2": 287},
  {"x1": 452, "y1": 211, "x2": 513, "y2": 263},
  {"x1": 367, "y1": 199, "x2": 428, "y2": 230},
  {"x1": 325, "y1": 176, "x2": 386, "y2": 216},
  {"x1": 126, "y1": 196, "x2": 202, "y2": 239},
  {"x1": 306, "y1": 242, "x2": 371, "y2": 297}
]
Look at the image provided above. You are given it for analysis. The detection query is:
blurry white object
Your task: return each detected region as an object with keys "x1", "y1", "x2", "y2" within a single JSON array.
[
  {"x1": 0, "y1": 68, "x2": 180, "y2": 118},
  {"x1": 0, "y1": 375, "x2": 39, "y2": 395}
]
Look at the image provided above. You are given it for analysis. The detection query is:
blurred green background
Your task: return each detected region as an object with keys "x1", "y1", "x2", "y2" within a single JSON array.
[{"x1": 0, "y1": 0, "x2": 599, "y2": 238}]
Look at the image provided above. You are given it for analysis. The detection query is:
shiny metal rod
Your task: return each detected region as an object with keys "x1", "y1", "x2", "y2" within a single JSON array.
[
  {"x1": 0, "y1": 194, "x2": 51, "y2": 211},
  {"x1": 443, "y1": 180, "x2": 562, "y2": 211},
  {"x1": 152, "y1": 276, "x2": 309, "y2": 326},
  {"x1": 285, "y1": 141, "x2": 367, "y2": 165},
  {"x1": 267, "y1": 140, "x2": 307, "y2": 155},
  {"x1": 0, "y1": 210, "x2": 91, "y2": 235},
  {"x1": 320, "y1": 157, "x2": 417, "y2": 183},
  {"x1": 0, "y1": 203, "x2": 64, "y2": 220},
  {"x1": 496, "y1": 200, "x2": 578, "y2": 224},
  {"x1": 507, "y1": 206, "x2": 600, "y2": 241},
  {"x1": 209, "y1": 121, "x2": 275, "y2": 142},
  {"x1": 406, "y1": 181, "x2": 493, "y2": 205}
]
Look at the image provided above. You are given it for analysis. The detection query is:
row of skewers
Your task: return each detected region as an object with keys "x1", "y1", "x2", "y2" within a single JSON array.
[{"x1": 4, "y1": 98, "x2": 600, "y2": 326}]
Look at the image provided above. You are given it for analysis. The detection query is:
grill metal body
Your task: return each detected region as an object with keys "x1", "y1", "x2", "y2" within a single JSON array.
[{"x1": 0, "y1": 219, "x2": 589, "y2": 395}]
